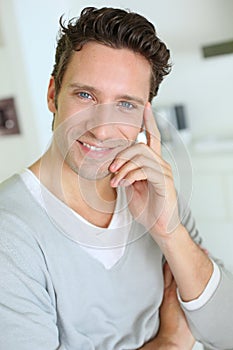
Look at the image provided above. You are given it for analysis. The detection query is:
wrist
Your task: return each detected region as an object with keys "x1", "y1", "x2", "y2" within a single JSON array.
[
  {"x1": 154, "y1": 223, "x2": 214, "y2": 302},
  {"x1": 150, "y1": 223, "x2": 185, "y2": 249}
]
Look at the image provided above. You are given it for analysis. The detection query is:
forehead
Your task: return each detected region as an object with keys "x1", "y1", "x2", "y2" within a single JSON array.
[{"x1": 62, "y1": 42, "x2": 151, "y2": 98}]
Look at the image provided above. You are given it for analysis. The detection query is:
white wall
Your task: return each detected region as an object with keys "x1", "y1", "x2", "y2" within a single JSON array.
[
  {"x1": 0, "y1": 1, "x2": 41, "y2": 181},
  {"x1": 11, "y1": 0, "x2": 69, "y2": 151},
  {"x1": 156, "y1": 50, "x2": 233, "y2": 140},
  {"x1": 0, "y1": 0, "x2": 72, "y2": 182},
  {"x1": 190, "y1": 152, "x2": 233, "y2": 272}
]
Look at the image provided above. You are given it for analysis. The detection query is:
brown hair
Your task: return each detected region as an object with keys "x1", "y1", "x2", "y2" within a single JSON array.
[{"x1": 52, "y1": 6, "x2": 171, "y2": 105}]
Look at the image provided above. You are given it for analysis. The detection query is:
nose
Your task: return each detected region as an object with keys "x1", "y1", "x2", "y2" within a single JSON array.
[
  {"x1": 90, "y1": 122, "x2": 117, "y2": 141},
  {"x1": 86, "y1": 104, "x2": 118, "y2": 141}
]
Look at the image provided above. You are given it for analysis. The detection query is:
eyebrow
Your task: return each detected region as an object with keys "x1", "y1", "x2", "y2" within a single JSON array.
[{"x1": 68, "y1": 83, "x2": 145, "y2": 106}]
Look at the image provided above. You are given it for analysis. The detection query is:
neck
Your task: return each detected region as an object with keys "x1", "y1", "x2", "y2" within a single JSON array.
[{"x1": 29, "y1": 145, "x2": 117, "y2": 227}]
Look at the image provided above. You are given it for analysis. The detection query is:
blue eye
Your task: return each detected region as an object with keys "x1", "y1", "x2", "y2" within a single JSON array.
[
  {"x1": 78, "y1": 92, "x2": 92, "y2": 100},
  {"x1": 118, "y1": 101, "x2": 135, "y2": 110}
]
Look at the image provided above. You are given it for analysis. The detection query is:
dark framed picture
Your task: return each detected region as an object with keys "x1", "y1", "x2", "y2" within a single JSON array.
[{"x1": 0, "y1": 97, "x2": 20, "y2": 136}]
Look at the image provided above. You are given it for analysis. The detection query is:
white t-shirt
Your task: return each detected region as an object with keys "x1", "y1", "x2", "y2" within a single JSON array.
[{"x1": 20, "y1": 169, "x2": 132, "y2": 269}]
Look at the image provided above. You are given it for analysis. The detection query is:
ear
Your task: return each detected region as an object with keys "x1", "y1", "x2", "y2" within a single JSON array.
[{"x1": 47, "y1": 76, "x2": 57, "y2": 113}]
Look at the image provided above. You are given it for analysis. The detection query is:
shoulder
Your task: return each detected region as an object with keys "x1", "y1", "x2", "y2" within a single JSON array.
[
  {"x1": 0, "y1": 174, "x2": 30, "y2": 208},
  {"x1": 0, "y1": 175, "x2": 49, "y2": 272},
  {"x1": 0, "y1": 175, "x2": 35, "y2": 244},
  {"x1": 0, "y1": 174, "x2": 48, "y2": 235}
]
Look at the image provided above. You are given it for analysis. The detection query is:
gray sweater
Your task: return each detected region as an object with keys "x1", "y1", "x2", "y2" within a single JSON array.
[{"x1": 0, "y1": 175, "x2": 233, "y2": 350}]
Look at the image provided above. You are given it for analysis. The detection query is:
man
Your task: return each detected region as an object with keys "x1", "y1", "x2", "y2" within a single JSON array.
[{"x1": 0, "y1": 6, "x2": 233, "y2": 350}]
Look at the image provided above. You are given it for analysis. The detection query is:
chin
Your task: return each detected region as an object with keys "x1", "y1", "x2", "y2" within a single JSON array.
[
  {"x1": 78, "y1": 170, "x2": 110, "y2": 181},
  {"x1": 67, "y1": 157, "x2": 112, "y2": 181}
]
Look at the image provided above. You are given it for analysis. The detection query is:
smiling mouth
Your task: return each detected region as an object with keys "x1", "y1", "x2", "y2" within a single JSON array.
[
  {"x1": 77, "y1": 140, "x2": 114, "y2": 153},
  {"x1": 81, "y1": 141, "x2": 111, "y2": 152}
]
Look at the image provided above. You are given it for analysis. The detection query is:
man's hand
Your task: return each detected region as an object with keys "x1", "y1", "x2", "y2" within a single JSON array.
[
  {"x1": 156, "y1": 263, "x2": 195, "y2": 348},
  {"x1": 110, "y1": 103, "x2": 213, "y2": 303},
  {"x1": 139, "y1": 263, "x2": 195, "y2": 350},
  {"x1": 110, "y1": 102, "x2": 180, "y2": 238}
]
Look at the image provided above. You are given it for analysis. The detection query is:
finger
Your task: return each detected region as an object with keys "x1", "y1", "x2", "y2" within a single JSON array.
[
  {"x1": 110, "y1": 158, "x2": 172, "y2": 188},
  {"x1": 111, "y1": 152, "x2": 162, "y2": 178},
  {"x1": 110, "y1": 160, "x2": 138, "y2": 187},
  {"x1": 109, "y1": 143, "x2": 150, "y2": 173},
  {"x1": 115, "y1": 167, "x2": 173, "y2": 189},
  {"x1": 111, "y1": 168, "x2": 147, "y2": 187},
  {"x1": 144, "y1": 102, "x2": 162, "y2": 156},
  {"x1": 110, "y1": 143, "x2": 170, "y2": 174}
]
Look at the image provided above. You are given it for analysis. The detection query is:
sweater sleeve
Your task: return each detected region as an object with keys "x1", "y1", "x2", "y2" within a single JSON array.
[
  {"x1": 178, "y1": 199, "x2": 233, "y2": 349},
  {"x1": 0, "y1": 210, "x2": 67, "y2": 350}
]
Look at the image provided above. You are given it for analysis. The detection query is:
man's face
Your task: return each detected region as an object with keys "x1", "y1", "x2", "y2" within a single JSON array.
[{"x1": 47, "y1": 42, "x2": 151, "y2": 180}]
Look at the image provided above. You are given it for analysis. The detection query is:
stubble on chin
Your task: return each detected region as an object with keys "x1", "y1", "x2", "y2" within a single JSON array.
[{"x1": 64, "y1": 149, "x2": 113, "y2": 181}]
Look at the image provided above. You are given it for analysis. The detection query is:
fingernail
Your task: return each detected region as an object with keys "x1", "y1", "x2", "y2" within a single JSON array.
[{"x1": 110, "y1": 163, "x2": 117, "y2": 172}]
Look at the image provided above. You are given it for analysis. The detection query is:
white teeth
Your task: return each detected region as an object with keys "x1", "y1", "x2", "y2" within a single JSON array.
[{"x1": 82, "y1": 142, "x2": 108, "y2": 151}]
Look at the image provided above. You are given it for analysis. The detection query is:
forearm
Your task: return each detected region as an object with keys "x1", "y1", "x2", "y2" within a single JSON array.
[{"x1": 154, "y1": 224, "x2": 213, "y2": 302}]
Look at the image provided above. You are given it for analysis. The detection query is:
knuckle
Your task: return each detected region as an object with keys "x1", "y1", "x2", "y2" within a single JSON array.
[{"x1": 133, "y1": 154, "x2": 143, "y2": 165}]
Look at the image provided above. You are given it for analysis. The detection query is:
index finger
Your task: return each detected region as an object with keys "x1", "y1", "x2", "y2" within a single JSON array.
[{"x1": 143, "y1": 102, "x2": 161, "y2": 156}]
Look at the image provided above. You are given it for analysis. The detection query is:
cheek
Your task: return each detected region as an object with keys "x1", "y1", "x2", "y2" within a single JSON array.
[
  {"x1": 54, "y1": 101, "x2": 80, "y2": 130},
  {"x1": 119, "y1": 125, "x2": 141, "y2": 141}
]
